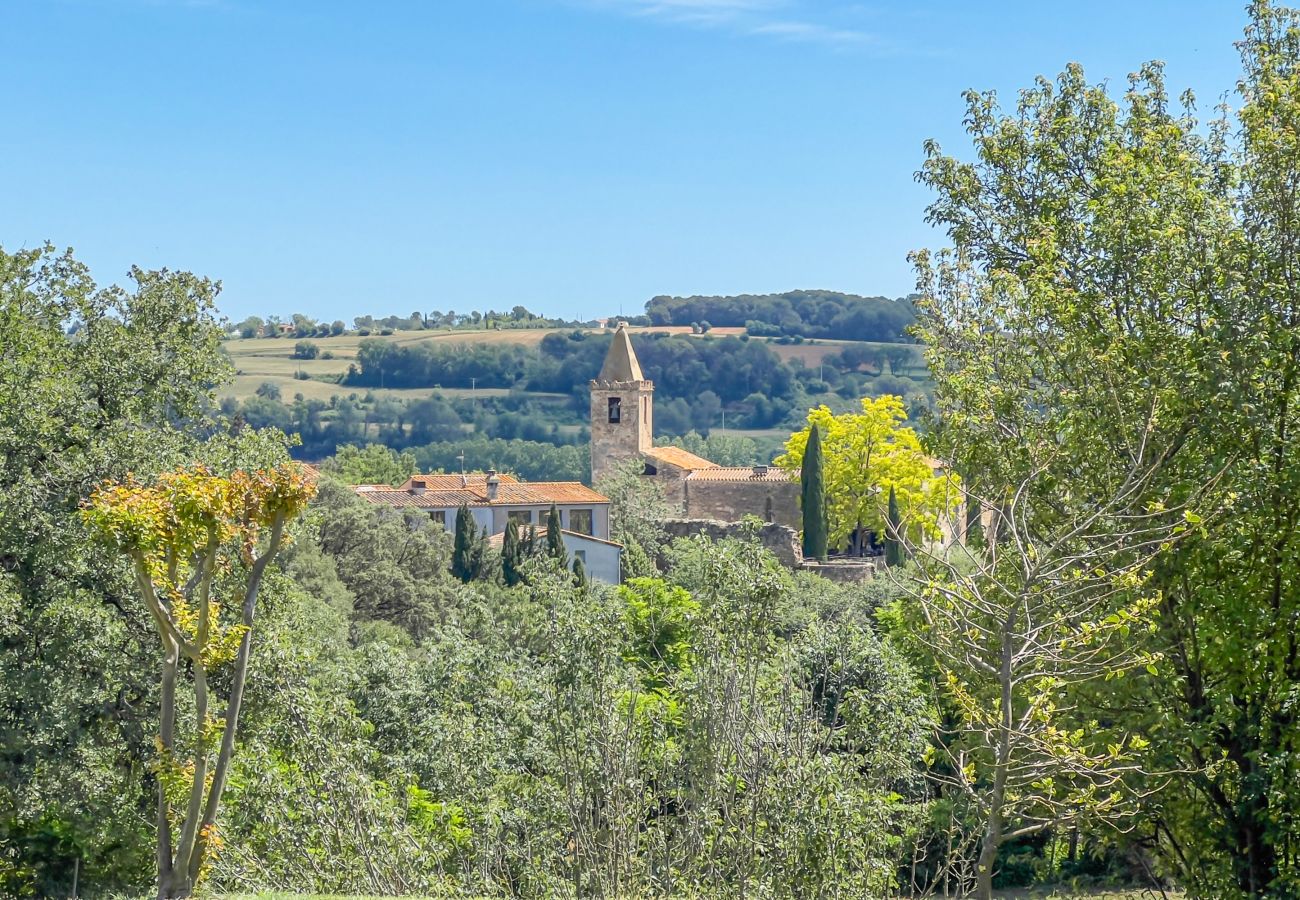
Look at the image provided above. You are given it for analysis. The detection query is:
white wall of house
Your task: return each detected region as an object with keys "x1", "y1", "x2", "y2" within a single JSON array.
[
  {"x1": 422, "y1": 504, "x2": 610, "y2": 540},
  {"x1": 561, "y1": 532, "x2": 621, "y2": 584}
]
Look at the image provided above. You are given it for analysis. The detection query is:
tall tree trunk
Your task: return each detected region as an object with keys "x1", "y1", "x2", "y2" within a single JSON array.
[
  {"x1": 156, "y1": 640, "x2": 178, "y2": 900},
  {"x1": 977, "y1": 618, "x2": 1016, "y2": 899}
]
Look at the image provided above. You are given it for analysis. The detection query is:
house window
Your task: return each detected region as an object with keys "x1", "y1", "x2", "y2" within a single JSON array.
[
  {"x1": 608, "y1": 397, "x2": 621, "y2": 423},
  {"x1": 429, "y1": 510, "x2": 446, "y2": 526},
  {"x1": 568, "y1": 508, "x2": 593, "y2": 535},
  {"x1": 508, "y1": 510, "x2": 533, "y2": 525}
]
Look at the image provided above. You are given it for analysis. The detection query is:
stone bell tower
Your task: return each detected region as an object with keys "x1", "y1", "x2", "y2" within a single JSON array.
[{"x1": 590, "y1": 323, "x2": 653, "y2": 486}]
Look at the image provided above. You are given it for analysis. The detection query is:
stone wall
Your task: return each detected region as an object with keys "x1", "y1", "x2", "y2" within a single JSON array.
[
  {"x1": 660, "y1": 518, "x2": 877, "y2": 583},
  {"x1": 682, "y1": 478, "x2": 801, "y2": 530},
  {"x1": 660, "y1": 518, "x2": 803, "y2": 568}
]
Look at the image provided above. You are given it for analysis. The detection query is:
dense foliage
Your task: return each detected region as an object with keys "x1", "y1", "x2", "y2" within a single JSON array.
[
  {"x1": 643, "y1": 290, "x2": 917, "y2": 342},
  {"x1": 0, "y1": 246, "x2": 934, "y2": 896},
  {"x1": 907, "y1": 3, "x2": 1300, "y2": 894}
]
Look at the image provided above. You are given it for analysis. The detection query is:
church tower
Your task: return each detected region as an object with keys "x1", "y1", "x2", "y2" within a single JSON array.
[{"x1": 590, "y1": 323, "x2": 653, "y2": 485}]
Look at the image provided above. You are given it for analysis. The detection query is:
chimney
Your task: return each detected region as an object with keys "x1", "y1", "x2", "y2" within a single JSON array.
[
  {"x1": 485, "y1": 470, "x2": 500, "y2": 501},
  {"x1": 752, "y1": 465, "x2": 769, "y2": 478},
  {"x1": 410, "y1": 477, "x2": 426, "y2": 495}
]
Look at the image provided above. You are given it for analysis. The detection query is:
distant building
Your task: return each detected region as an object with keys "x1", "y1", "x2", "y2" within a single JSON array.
[
  {"x1": 487, "y1": 528, "x2": 622, "y2": 585},
  {"x1": 589, "y1": 323, "x2": 802, "y2": 527},
  {"x1": 354, "y1": 473, "x2": 620, "y2": 580}
]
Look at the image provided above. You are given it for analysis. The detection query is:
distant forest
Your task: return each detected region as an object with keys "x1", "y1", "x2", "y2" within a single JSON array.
[{"x1": 636, "y1": 290, "x2": 916, "y2": 342}]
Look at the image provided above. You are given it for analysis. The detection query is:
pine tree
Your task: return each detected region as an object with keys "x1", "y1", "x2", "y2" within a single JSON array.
[
  {"x1": 452, "y1": 503, "x2": 475, "y2": 582},
  {"x1": 502, "y1": 518, "x2": 523, "y2": 586},
  {"x1": 800, "y1": 424, "x2": 829, "y2": 561},
  {"x1": 884, "y1": 485, "x2": 904, "y2": 567},
  {"x1": 546, "y1": 504, "x2": 565, "y2": 560}
]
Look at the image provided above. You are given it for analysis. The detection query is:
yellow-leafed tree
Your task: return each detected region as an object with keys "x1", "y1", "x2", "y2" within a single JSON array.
[
  {"x1": 81, "y1": 463, "x2": 316, "y2": 899},
  {"x1": 776, "y1": 396, "x2": 959, "y2": 555}
]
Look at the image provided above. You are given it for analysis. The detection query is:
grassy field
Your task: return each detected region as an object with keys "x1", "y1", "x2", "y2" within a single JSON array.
[
  {"x1": 219, "y1": 326, "x2": 926, "y2": 407},
  {"x1": 220, "y1": 326, "x2": 736, "y2": 403},
  {"x1": 221, "y1": 329, "x2": 591, "y2": 403}
]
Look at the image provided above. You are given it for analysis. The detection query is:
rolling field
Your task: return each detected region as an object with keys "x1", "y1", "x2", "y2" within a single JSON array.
[
  {"x1": 220, "y1": 326, "x2": 744, "y2": 403},
  {"x1": 221, "y1": 329, "x2": 579, "y2": 402},
  {"x1": 219, "y1": 326, "x2": 924, "y2": 407}
]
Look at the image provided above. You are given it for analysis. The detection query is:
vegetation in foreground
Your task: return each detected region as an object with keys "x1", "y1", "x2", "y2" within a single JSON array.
[{"x1": 9, "y1": 3, "x2": 1300, "y2": 898}]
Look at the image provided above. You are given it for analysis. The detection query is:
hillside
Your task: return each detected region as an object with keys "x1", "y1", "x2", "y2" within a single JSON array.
[{"x1": 219, "y1": 325, "x2": 932, "y2": 475}]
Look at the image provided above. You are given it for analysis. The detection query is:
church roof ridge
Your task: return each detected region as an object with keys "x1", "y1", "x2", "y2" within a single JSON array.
[{"x1": 597, "y1": 323, "x2": 645, "y2": 382}]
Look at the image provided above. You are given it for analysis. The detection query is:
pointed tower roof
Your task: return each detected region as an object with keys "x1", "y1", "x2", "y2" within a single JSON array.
[{"x1": 598, "y1": 323, "x2": 644, "y2": 382}]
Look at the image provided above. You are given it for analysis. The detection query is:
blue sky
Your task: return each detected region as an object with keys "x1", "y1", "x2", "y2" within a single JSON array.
[{"x1": 3, "y1": 0, "x2": 1249, "y2": 323}]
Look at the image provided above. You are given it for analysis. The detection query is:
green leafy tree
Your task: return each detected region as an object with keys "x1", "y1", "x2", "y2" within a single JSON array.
[
  {"x1": 596, "y1": 458, "x2": 678, "y2": 578},
  {"x1": 321, "y1": 443, "x2": 418, "y2": 486},
  {"x1": 777, "y1": 396, "x2": 959, "y2": 555},
  {"x1": 799, "y1": 424, "x2": 828, "y2": 560},
  {"x1": 0, "y1": 244, "x2": 259, "y2": 896},
  {"x1": 911, "y1": 6, "x2": 1300, "y2": 892}
]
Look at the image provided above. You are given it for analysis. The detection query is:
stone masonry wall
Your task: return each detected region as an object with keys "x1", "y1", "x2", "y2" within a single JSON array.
[
  {"x1": 660, "y1": 518, "x2": 878, "y2": 583},
  {"x1": 660, "y1": 518, "x2": 803, "y2": 568},
  {"x1": 682, "y1": 478, "x2": 801, "y2": 530}
]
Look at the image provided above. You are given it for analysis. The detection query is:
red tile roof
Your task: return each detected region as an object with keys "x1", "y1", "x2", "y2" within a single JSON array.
[
  {"x1": 685, "y1": 466, "x2": 796, "y2": 482},
  {"x1": 355, "y1": 474, "x2": 607, "y2": 509},
  {"x1": 644, "y1": 446, "x2": 717, "y2": 471},
  {"x1": 399, "y1": 473, "x2": 519, "y2": 491}
]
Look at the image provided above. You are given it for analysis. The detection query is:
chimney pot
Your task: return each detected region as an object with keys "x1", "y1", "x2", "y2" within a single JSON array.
[{"x1": 485, "y1": 470, "x2": 500, "y2": 501}]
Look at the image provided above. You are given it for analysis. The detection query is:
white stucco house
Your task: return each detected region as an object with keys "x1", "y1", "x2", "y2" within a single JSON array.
[{"x1": 353, "y1": 471, "x2": 622, "y2": 583}]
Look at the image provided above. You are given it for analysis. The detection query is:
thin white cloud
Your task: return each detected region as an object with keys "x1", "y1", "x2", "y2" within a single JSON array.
[
  {"x1": 577, "y1": 0, "x2": 878, "y2": 48},
  {"x1": 749, "y1": 19, "x2": 876, "y2": 46}
]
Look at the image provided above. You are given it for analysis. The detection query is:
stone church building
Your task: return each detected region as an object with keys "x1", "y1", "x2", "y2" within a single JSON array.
[{"x1": 590, "y1": 324, "x2": 802, "y2": 528}]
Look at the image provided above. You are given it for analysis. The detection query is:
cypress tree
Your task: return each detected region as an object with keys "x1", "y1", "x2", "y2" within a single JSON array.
[
  {"x1": 452, "y1": 503, "x2": 474, "y2": 582},
  {"x1": 885, "y1": 485, "x2": 904, "y2": 567},
  {"x1": 471, "y1": 525, "x2": 492, "y2": 581},
  {"x1": 800, "y1": 425, "x2": 829, "y2": 561},
  {"x1": 572, "y1": 554, "x2": 587, "y2": 588},
  {"x1": 502, "y1": 518, "x2": 523, "y2": 586},
  {"x1": 546, "y1": 504, "x2": 565, "y2": 560}
]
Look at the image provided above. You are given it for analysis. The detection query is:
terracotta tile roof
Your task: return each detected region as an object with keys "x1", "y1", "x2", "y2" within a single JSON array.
[
  {"x1": 686, "y1": 466, "x2": 797, "y2": 482},
  {"x1": 493, "y1": 483, "x2": 608, "y2": 505},
  {"x1": 399, "y1": 473, "x2": 519, "y2": 491},
  {"x1": 354, "y1": 488, "x2": 477, "y2": 508},
  {"x1": 355, "y1": 475, "x2": 607, "y2": 509},
  {"x1": 644, "y1": 446, "x2": 717, "y2": 471}
]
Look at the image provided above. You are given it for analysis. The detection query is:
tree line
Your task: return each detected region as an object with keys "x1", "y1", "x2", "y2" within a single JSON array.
[{"x1": 641, "y1": 289, "x2": 917, "y2": 342}]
